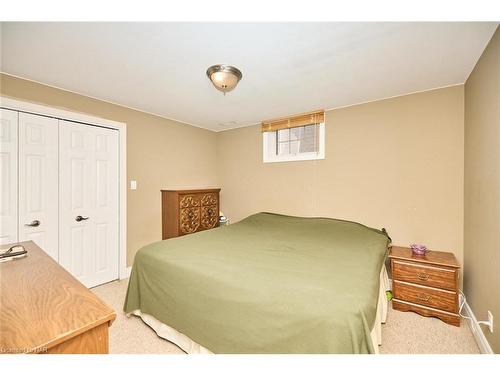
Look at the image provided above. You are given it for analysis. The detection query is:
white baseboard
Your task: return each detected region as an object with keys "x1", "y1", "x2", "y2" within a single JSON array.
[
  {"x1": 120, "y1": 266, "x2": 132, "y2": 280},
  {"x1": 461, "y1": 297, "x2": 494, "y2": 354}
]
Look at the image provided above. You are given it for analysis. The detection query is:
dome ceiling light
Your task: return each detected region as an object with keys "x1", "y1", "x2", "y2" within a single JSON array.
[{"x1": 206, "y1": 64, "x2": 242, "y2": 95}]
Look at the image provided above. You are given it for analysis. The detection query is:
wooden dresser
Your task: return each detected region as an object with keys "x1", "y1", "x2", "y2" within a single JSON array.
[
  {"x1": 0, "y1": 241, "x2": 116, "y2": 354},
  {"x1": 161, "y1": 188, "x2": 221, "y2": 239},
  {"x1": 389, "y1": 246, "x2": 461, "y2": 326}
]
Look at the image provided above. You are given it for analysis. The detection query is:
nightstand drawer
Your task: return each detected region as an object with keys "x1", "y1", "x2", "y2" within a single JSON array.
[
  {"x1": 393, "y1": 280, "x2": 458, "y2": 313},
  {"x1": 392, "y1": 260, "x2": 457, "y2": 291}
]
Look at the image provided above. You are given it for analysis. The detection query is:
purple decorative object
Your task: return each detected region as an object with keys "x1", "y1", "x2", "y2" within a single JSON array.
[{"x1": 410, "y1": 244, "x2": 428, "y2": 256}]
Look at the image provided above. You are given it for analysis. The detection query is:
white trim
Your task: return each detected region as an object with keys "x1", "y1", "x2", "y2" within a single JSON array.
[
  {"x1": 0, "y1": 96, "x2": 128, "y2": 283},
  {"x1": 122, "y1": 266, "x2": 132, "y2": 280},
  {"x1": 462, "y1": 299, "x2": 494, "y2": 354},
  {"x1": 0, "y1": 96, "x2": 124, "y2": 129},
  {"x1": 118, "y1": 122, "x2": 128, "y2": 281},
  {"x1": 263, "y1": 123, "x2": 325, "y2": 163}
]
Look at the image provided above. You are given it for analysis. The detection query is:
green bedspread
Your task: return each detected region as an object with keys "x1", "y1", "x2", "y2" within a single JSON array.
[{"x1": 124, "y1": 212, "x2": 390, "y2": 353}]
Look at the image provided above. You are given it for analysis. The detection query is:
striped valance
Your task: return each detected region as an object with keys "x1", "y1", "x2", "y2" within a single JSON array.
[{"x1": 261, "y1": 110, "x2": 325, "y2": 132}]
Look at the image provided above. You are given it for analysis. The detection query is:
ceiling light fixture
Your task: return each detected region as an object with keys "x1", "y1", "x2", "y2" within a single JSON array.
[{"x1": 206, "y1": 64, "x2": 242, "y2": 95}]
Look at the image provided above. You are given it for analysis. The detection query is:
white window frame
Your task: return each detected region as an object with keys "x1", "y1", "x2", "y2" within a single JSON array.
[{"x1": 263, "y1": 122, "x2": 325, "y2": 163}]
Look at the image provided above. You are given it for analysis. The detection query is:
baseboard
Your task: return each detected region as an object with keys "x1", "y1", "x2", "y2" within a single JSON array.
[
  {"x1": 120, "y1": 266, "x2": 132, "y2": 280},
  {"x1": 461, "y1": 297, "x2": 494, "y2": 354}
]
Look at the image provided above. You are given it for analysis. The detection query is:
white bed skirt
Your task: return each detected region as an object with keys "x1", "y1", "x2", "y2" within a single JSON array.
[{"x1": 128, "y1": 265, "x2": 390, "y2": 354}]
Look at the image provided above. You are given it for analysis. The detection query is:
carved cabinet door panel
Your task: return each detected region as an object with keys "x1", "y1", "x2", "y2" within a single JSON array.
[
  {"x1": 179, "y1": 194, "x2": 200, "y2": 208},
  {"x1": 178, "y1": 194, "x2": 201, "y2": 235},
  {"x1": 179, "y1": 207, "x2": 200, "y2": 235},
  {"x1": 200, "y1": 193, "x2": 218, "y2": 230},
  {"x1": 200, "y1": 193, "x2": 218, "y2": 206},
  {"x1": 200, "y1": 205, "x2": 218, "y2": 229}
]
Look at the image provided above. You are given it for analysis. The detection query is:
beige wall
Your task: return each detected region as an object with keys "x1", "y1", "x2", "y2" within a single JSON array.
[
  {"x1": 0, "y1": 73, "x2": 218, "y2": 266},
  {"x1": 217, "y1": 86, "x2": 465, "y2": 273},
  {"x1": 0, "y1": 75, "x2": 468, "y2": 305},
  {"x1": 464, "y1": 27, "x2": 500, "y2": 353}
]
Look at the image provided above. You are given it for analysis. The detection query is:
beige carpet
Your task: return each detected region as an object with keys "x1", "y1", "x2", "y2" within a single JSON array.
[{"x1": 92, "y1": 279, "x2": 480, "y2": 354}]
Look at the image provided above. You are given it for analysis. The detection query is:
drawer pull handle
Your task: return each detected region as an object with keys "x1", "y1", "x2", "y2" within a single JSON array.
[
  {"x1": 416, "y1": 294, "x2": 431, "y2": 302},
  {"x1": 417, "y1": 273, "x2": 429, "y2": 280}
]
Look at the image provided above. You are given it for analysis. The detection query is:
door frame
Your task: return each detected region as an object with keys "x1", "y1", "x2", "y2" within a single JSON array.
[{"x1": 0, "y1": 96, "x2": 128, "y2": 281}]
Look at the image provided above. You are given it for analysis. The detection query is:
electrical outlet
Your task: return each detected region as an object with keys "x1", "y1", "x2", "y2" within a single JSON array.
[
  {"x1": 130, "y1": 180, "x2": 137, "y2": 190},
  {"x1": 488, "y1": 311, "x2": 494, "y2": 333}
]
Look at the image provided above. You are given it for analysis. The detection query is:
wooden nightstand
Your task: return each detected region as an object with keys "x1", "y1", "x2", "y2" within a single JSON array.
[{"x1": 389, "y1": 246, "x2": 461, "y2": 326}]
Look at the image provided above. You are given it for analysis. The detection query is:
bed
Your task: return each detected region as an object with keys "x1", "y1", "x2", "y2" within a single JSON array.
[{"x1": 124, "y1": 212, "x2": 391, "y2": 354}]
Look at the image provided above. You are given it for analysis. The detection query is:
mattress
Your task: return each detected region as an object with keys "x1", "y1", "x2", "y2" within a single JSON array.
[{"x1": 124, "y1": 212, "x2": 391, "y2": 353}]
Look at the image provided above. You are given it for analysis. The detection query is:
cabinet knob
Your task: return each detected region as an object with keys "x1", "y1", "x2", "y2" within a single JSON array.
[{"x1": 75, "y1": 215, "x2": 89, "y2": 222}]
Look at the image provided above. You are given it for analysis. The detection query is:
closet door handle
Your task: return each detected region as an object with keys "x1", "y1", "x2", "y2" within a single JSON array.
[
  {"x1": 75, "y1": 215, "x2": 89, "y2": 222},
  {"x1": 24, "y1": 220, "x2": 40, "y2": 227}
]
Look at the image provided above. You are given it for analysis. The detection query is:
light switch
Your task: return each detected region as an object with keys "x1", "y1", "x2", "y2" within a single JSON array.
[{"x1": 130, "y1": 180, "x2": 137, "y2": 190}]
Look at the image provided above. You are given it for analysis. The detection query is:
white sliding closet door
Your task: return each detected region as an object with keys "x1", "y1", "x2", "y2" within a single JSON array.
[
  {"x1": 18, "y1": 112, "x2": 59, "y2": 260},
  {"x1": 0, "y1": 109, "x2": 18, "y2": 245},
  {"x1": 59, "y1": 120, "x2": 119, "y2": 288}
]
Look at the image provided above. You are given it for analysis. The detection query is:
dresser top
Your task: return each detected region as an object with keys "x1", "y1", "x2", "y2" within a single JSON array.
[
  {"x1": 161, "y1": 188, "x2": 221, "y2": 194},
  {"x1": 389, "y1": 246, "x2": 460, "y2": 268},
  {"x1": 0, "y1": 241, "x2": 116, "y2": 353}
]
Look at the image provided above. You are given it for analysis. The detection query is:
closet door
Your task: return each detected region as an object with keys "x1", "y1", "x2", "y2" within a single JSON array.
[
  {"x1": 59, "y1": 120, "x2": 119, "y2": 288},
  {"x1": 0, "y1": 109, "x2": 18, "y2": 245},
  {"x1": 18, "y1": 112, "x2": 59, "y2": 260}
]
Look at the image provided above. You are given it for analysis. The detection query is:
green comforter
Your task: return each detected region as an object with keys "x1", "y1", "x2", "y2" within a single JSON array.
[{"x1": 124, "y1": 212, "x2": 390, "y2": 353}]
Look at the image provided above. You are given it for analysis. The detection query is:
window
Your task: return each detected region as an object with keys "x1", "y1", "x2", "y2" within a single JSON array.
[{"x1": 262, "y1": 111, "x2": 325, "y2": 163}]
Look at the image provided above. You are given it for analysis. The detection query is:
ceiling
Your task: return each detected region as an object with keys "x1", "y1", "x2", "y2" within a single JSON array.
[{"x1": 1, "y1": 22, "x2": 497, "y2": 131}]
